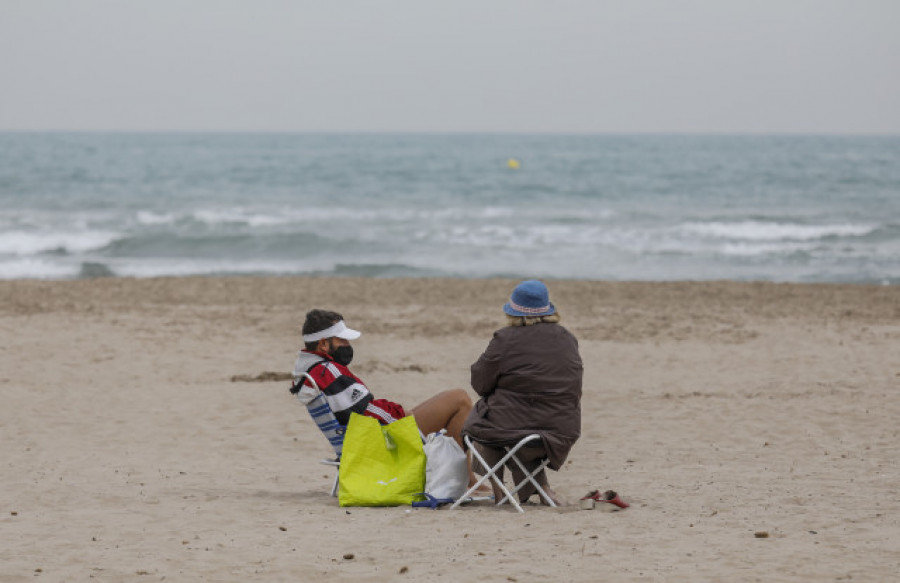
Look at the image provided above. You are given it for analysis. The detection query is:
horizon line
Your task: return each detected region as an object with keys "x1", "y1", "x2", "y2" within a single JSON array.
[{"x1": 2, "y1": 128, "x2": 900, "y2": 138}]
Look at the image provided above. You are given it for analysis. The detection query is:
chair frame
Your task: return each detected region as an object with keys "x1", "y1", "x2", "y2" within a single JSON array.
[
  {"x1": 321, "y1": 458, "x2": 340, "y2": 497},
  {"x1": 450, "y1": 433, "x2": 556, "y2": 513},
  {"x1": 294, "y1": 372, "x2": 344, "y2": 497}
]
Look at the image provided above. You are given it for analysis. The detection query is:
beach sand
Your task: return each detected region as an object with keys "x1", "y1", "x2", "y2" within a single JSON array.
[{"x1": 1, "y1": 277, "x2": 898, "y2": 582}]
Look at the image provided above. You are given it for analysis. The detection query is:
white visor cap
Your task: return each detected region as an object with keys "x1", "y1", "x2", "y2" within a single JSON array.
[{"x1": 302, "y1": 320, "x2": 361, "y2": 343}]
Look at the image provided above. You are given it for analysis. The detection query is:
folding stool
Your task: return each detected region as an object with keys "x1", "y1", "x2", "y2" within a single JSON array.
[
  {"x1": 450, "y1": 433, "x2": 556, "y2": 513},
  {"x1": 291, "y1": 372, "x2": 344, "y2": 496}
]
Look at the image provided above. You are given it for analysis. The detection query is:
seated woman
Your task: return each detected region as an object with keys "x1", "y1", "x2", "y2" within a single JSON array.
[{"x1": 462, "y1": 280, "x2": 583, "y2": 505}]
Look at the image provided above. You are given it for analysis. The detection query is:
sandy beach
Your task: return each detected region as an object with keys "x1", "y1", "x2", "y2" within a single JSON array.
[{"x1": 1, "y1": 276, "x2": 898, "y2": 582}]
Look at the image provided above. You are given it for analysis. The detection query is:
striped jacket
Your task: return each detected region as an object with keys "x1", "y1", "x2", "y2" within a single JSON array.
[{"x1": 291, "y1": 350, "x2": 406, "y2": 426}]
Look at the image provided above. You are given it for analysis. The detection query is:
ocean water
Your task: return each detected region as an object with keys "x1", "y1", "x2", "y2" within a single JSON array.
[{"x1": 1, "y1": 132, "x2": 898, "y2": 284}]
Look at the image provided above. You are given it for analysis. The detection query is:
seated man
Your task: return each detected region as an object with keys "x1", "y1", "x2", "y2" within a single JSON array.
[
  {"x1": 462, "y1": 280, "x2": 583, "y2": 505},
  {"x1": 291, "y1": 308, "x2": 480, "y2": 486}
]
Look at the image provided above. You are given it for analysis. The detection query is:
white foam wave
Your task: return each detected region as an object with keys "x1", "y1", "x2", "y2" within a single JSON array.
[
  {"x1": 590, "y1": 228, "x2": 822, "y2": 257},
  {"x1": 680, "y1": 221, "x2": 875, "y2": 241},
  {"x1": 190, "y1": 208, "x2": 298, "y2": 228},
  {"x1": 136, "y1": 211, "x2": 177, "y2": 225},
  {"x1": 0, "y1": 258, "x2": 77, "y2": 279},
  {"x1": 186, "y1": 206, "x2": 459, "y2": 227},
  {"x1": 0, "y1": 230, "x2": 120, "y2": 255},
  {"x1": 180, "y1": 204, "x2": 614, "y2": 230},
  {"x1": 109, "y1": 258, "x2": 317, "y2": 278},
  {"x1": 718, "y1": 241, "x2": 816, "y2": 257},
  {"x1": 395, "y1": 217, "x2": 882, "y2": 261}
]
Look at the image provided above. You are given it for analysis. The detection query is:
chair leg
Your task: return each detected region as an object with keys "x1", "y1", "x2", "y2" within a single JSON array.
[
  {"x1": 450, "y1": 435, "x2": 530, "y2": 512},
  {"x1": 330, "y1": 471, "x2": 339, "y2": 497},
  {"x1": 450, "y1": 438, "x2": 524, "y2": 512},
  {"x1": 473, "y1": 441, "x2": 526, "y2": 513},
  {"x1": 492, "y1": 437, "x2": 548, "y2": 507},
  {"x1": 451, "y1": 434, "x2": 556, "y2": 511},
  {"x1": 506, "y1": 455, "x2": 556, "y2": 507},
  {"x1": 320, "y1": 459, "x2": 341, "y2": 497}
]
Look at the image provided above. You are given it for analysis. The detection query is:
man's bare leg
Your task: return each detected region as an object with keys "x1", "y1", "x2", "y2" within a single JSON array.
[{"x1": 410, "y1": 388, "x2": 471, "y2": 447}]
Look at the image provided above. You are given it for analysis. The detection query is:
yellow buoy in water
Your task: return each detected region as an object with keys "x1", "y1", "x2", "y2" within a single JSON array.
[{"x1": 507, "y1": 158, "x2": 521, "y2": 169}]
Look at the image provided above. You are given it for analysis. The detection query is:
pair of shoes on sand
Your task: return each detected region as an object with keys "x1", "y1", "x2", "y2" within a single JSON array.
[{"x1": 580, "y1": 489, "x2": 629, "y2": 509}]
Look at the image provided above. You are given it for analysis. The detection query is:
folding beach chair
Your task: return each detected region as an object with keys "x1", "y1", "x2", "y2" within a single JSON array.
[
  {"x1": 449, "y1": 433, "x2": 556, "y2": 513},
  {"x1": 291, "y1": 372, "x2": 344, "y2": 496}
]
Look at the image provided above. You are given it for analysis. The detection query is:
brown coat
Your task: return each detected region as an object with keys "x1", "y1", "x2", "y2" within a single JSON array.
[{"x1": 462, "y1": 322, "x2": 583, "y2": 470}]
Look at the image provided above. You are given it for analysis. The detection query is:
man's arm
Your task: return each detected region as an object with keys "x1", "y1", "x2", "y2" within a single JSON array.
[{"x1": 309, "y1": 360, "x2": 373, "y2": 425}]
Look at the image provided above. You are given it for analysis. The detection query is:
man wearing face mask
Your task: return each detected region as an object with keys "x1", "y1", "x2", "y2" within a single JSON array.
[{"x1": 290, "y1": 309, "x2": 475, "y2": 448}]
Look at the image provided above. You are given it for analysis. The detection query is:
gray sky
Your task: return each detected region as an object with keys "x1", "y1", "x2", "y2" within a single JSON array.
[{"x1": 1, "y1": 0, "x2": 898, "y2": 134}]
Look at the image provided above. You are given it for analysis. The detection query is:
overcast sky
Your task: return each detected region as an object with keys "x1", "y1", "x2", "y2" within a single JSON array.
[{"x1": 1, "y1": 0, "x2": 898, "y2": 134}]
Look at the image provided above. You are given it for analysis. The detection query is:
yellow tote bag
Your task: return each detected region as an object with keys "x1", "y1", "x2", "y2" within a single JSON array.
[{"x1": 338, "y1": 413, "x2": 426, "y2": 507}]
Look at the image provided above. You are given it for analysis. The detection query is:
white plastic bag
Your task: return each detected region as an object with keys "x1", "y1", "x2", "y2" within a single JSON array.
[{"x1": 423, "y1": 430, "x2": 469, "y2": 500}]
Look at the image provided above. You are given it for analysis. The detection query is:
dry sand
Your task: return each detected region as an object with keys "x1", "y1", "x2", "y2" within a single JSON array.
[{"x1": 1, "y1": 277, "x2": 898, "y2": 582}]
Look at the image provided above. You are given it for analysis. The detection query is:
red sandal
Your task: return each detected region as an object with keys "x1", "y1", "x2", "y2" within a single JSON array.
[{"x1": 581, "y1": 489, "x2": 630, "y2": 509}]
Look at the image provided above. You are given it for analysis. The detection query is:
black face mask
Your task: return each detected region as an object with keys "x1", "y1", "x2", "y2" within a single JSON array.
[{"x1": 330, "y1": 345, "x2": 354, "y2": 366}]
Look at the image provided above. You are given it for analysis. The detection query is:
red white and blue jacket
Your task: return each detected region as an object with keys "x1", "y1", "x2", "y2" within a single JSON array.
[{"x1": 291, "y1": 349, "x2": 406, "y2": 426}]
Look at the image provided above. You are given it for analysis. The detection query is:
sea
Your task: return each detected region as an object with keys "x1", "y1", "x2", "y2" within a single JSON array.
[{"x1": 1, "y1": 132, "x2": 898, "y2": 284}]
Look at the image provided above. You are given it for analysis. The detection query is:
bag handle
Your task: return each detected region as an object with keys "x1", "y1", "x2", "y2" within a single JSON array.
[{"x1": 382, "y1": 426, "x2": 397, "y2": 450}]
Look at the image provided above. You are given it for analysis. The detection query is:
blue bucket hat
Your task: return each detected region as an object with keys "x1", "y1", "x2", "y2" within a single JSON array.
[{"x1": 503, "y1": 279, "x2": 556, "y2": 317}]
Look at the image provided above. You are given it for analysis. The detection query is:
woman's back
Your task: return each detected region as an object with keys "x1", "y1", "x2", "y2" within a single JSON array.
[{"x1": 465, "y1": 321, "x2": 583, "y2": 470}]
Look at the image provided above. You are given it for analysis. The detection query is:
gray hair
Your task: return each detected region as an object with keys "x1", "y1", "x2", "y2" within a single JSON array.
[{"x1": 505, "y1": 312, "x2": 561, "y2": 327}]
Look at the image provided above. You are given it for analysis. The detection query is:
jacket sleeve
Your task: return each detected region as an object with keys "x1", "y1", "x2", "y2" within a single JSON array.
[{"x1": 470, "y1": 331, "x2": 503, "y2": 396}]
